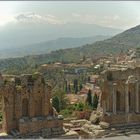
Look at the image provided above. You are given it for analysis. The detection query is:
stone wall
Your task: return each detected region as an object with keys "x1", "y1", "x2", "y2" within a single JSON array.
[
  {"x1": 101, "y1": 114, "x2": 140, "y2": 125},
  {"x1": 102, "y1": 67, "x2": 140, "y2": 81},
  {"x1": 19, "y1": 118, "x2": 63, "y2": 134}
]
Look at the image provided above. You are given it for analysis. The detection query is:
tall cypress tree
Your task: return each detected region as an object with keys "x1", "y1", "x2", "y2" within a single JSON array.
[
  {"x1": 79, "y1": 83, "x2": 83, "y2": 90},
  {"x1": 68, "y1": 83, "x2": 71, "y2": 93},
  {"x1": 93, "y1": 94, "x2": 98, "y2": 109},
  {"x1": 87, "y1": 89, "x2": 92, "y2": 106},
  {"x1": 74, "y1": 79, "x2": 78, "y2": 94},
  {"x1": 65, "y1": 80, "x2": 68, "y2": 93}
]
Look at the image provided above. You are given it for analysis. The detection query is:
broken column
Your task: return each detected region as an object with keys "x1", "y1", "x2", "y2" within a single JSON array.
[
  {"x1": 112, "y1": 83, "x2": 117, "y2": 114},
  {"x1": 135, "y1": 81, "x2": 139, "y2": 113},
  {"x1": 125, "y1": 82, "x2": 129, "y2": 113}
]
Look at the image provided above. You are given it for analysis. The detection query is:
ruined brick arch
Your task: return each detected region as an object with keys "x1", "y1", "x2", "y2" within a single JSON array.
[
  {"x1": 22, "y1": 98, "x2": 29, "y2": 117},
  {"x1": 116, "y1": 91, "x2": 121, "y2": 111},
  {"x1": 35, "y1": 97, "x2": 42, "y2": 116}
]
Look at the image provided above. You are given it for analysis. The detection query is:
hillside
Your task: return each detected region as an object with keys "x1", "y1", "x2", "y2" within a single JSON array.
[
  {"x1": 50, "y1": 24, "x2": 140, "y2": 60},
  {"x1": 0, "y1": 35, "x2": 110, "y2": 59},
  {"x1": 0, "y1": 24, "x2": 140, "y2": 74}
]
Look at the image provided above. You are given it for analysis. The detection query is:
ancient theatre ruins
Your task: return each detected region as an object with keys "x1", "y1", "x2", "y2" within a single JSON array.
[{"x1": 0, "y1": 72, "x2": 63, "y2": 135}]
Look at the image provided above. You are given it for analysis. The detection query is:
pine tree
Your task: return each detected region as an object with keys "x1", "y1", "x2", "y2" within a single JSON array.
[
  {"x1": 93, "y1": 94, "x2": 98, "y2": 109},
  {"x1": 87, "y1": 89, "x2": 92, "y2": 106},
  {"x1": 74, "y1": 79, "x2": 78, "y2": 94},
  {"x1": 88, "y1": 76, "x2": 90, "y2": 82},
  {"x1": 65, "y1": 80, "x2": 68, "y2": 93},
  {"x1": 68, "y1": 83, "x2": 71, "y2": 93},
  {"x1": 79, "y1": 83, "x2": 83, "y2": 90}
]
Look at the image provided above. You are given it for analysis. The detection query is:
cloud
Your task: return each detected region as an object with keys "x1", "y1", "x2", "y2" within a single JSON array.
[
  {"x1": 0, "y1": 12, "x2": 133, "y2": 30},
  {"x1": 103, "y1": 15, "x2": 120, "y2": 21},
  {"x1": 136, "y1": 17, "x2": 140, "y2": 21},
  {"x1": 71, "y1": 13, "x2": 96, "y2": 24},
  {"x1": 72, "y1": 13, "x2": 81, "y2": 17},
  {"x1": 98, "y1": 15, "x2": 123, "y2": 28},
  {"x1": 0, "y1": 13, "x2": 119, "y2": 28},
  {"x1": 14, "y1": 13, "x2": 66, "y2": 25},
  {"x1": 0, "y1": 14, "x2": 16, "y2": 26},
  {"x1": 113, "y1": 15, "x2": 120, "y2": 20}
]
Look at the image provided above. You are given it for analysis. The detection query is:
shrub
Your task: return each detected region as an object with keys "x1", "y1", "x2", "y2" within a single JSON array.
[
  {"x1": 0, "y1": 112, "x2": 2, "y2": 122},
  {"x1": 60, "y1": 109, "x2": 73, "y2": 118},
  {"x1": 75, "y1": 102, "x2": 84, "y2": 111},
  {"x1": 15, "y1": 77, "x2": 21, "y2": 85}
]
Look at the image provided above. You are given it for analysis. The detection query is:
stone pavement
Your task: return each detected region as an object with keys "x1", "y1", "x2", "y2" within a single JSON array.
[{"x1": 97, "y1": 134, "x2": 140, "y2": 140}]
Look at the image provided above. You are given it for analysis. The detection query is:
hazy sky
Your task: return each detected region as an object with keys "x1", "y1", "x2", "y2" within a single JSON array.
[{"x1": 0, "y1": 1, "x2": 140, "y2": 29}]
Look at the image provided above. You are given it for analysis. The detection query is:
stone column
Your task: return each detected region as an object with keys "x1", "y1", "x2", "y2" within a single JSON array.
[
  {"x1": 112, "y1": 83, "x2": 117, "y2": 114},
  {"x1": 15, "y1": 93, "x2": 22, "y2": 119},
  {"x1": 43, "y1": 85, "x2": 52, "y2": 116},
  {"x1": 135, "y1": 81, "x2": 139, "y2": 113},
  {"x1": 29, "y1": 94, "x2": 34, "y2": 118},
  {"x1": 125, "y1": 82, "x2": 129, "y2": 113},
  {"x1": 103, "y1": 101, "x2": 106, "y2": 114}
]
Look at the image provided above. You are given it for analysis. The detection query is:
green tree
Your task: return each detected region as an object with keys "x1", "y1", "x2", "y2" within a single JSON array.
[
  {"x1": 92, "y1": 94, "x2": 98, "y2": 109},
  {"x1": 65, "y1": 80, "x2": 68, "y2": 93},
  {"x1": 53, "y1": 89, "x2": 69, "y2": 111},
  {"x1": 83, "y1": 55, "x2": 86, "y2": 61},
  {"x1": 52, "y1": 96, "x2": 60, "y2": 112},
  {"x1": 73, "y1": 79, "x2": 78, "y2": 94},
  {"x1": 0, "y1": 112, "x2": 2, "y2": 122},
  {"x1": 75, "y1": 102, "x2": 84, "y2": 111},
  {"x1": 68, "y1": 83, "x2": 71, "y2": 93},
  {"x1": 88, "y1": 76, "x2": 90, "y2": 82},
  {"x1": 86, "y1": 89, "x2": 92, "y2": 106},
  {"x1": 79, "y1": 83, "x2": 83, "y2": 90}
]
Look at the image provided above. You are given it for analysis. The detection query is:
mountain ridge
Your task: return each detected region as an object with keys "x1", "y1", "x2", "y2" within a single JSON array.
[{"x1": 0, "y1": 35, "x2": 111, "y2": 59}]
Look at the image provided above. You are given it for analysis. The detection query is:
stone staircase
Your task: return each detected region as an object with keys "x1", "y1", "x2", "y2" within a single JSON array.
[
  {"x1": 81, "y1": 121, "x2": 140, "y2": 139},
  {"x1": 10, "y1": 129, "x2": 20, "y2": 136},
  {"x1": 100, "y1": 123, "x2": 140, "y2": 138},
  {"x1": 110, "y1": 123, "x2": 140, "y2": 131}
]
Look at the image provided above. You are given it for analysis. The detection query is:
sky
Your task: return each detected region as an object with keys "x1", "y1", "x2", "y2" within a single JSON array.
[{"x1": 0, "y1": 1, "x2": 140, "y2": 29}]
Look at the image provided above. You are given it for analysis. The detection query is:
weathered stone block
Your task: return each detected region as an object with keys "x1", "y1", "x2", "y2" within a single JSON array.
[{"x1": 99, "y1": 121, "x2": 110, "y2": 129}]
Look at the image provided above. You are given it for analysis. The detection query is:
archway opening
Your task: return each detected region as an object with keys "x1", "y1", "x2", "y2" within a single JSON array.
[
  {"x1": 22, "y1": 98, "x2": 29, "y2": 117},
  {"x1": 116, "y1": 91, "x2": 121, "y2": 112},
  {"x1": 129, "y1": 91, "x2": 134, "y2": 112},
  {"x1": 35, "y1": 98, "x2": 42, "y2": 117}
]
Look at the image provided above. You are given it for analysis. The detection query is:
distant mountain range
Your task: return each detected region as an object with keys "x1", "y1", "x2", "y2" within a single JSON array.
[
  {"x1": 43, "y1": 24, "x2": 140, "y2": 62},
  {"x1": 0, "y1": 22, "x2": 122, "y2": 51},
  {"x1": 0, "y1": 35, "x2": 111, "y2": 59},
  {"x1": 0, "y1": 24, "x2": 140, "y2": 74}
]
